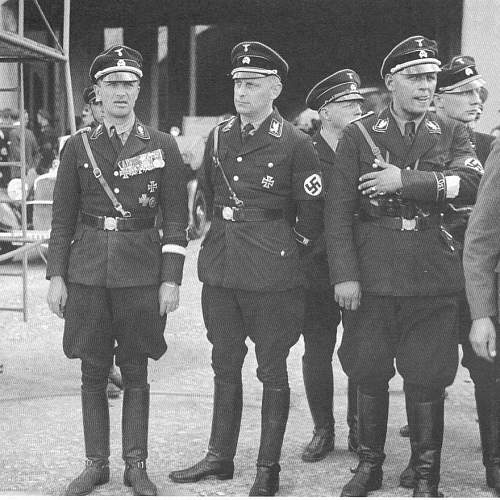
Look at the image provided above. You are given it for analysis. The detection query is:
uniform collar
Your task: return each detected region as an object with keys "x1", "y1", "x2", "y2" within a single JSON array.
[
  {"x1": 389, "y1": 104, "x2": 426, "y2": 136},
  {"x1": 104, "y1": 112, "x2": 136, "y2": 137}
]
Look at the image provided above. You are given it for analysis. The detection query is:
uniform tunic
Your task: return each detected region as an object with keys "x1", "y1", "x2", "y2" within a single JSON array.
[
  {"x1": 325, "y1": 107, "x2": 482, "y2": 387},
  {"x1": 46, "y1": 119, "x2": 188, "y2": 364},
  {"x1": 197, "y1": 109, "x2": 323, "y2": 386}
]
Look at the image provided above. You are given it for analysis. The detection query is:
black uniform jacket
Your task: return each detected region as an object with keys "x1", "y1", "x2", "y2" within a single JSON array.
[
  {"x1": 198, "y1": 109, "x2": 324, "y2": 292},
  {"x1": 303, "y1": 130, "x2": 335, "y2": 290},
  {"x1": 47, "y1": 119, "x2": 188, "y2": 287},
  {"x1": 325, "y1": 107, "x2": 482, "y2": 296}
]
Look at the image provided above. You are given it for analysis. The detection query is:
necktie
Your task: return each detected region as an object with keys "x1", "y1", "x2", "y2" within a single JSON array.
[
  {"x1": 404, "y1": 121, "x2": 415, "y2": 147},
  {"x1": 109, "y1": 126, "x2": 123, "y2": 153},
  {"x1": 241, "y1": 123, "x2": 254, "y2": 141}
]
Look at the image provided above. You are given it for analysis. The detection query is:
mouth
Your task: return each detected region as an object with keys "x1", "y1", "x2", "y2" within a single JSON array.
[{"x1": 414, "y1": 96, "x2": 430, "y2": 103}]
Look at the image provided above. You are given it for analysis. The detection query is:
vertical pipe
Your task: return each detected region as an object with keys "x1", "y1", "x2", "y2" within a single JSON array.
[
  {"x1": 63, "y1": 0, "x2": 76, "y2": 134},
  {"x1": 150, "y1": 27, "x2": 159, "y2": 129},
  {"x1": 18, "y1": 0, "x2": 28, "y2": 321},
  {"x1": 188, "y1": 26, "x2": 197, "y2": 117}
]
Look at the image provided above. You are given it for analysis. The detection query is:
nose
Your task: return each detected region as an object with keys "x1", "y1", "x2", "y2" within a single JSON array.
[{"x1": 470, "y1": 89, "x2": 481, "y2": 104}]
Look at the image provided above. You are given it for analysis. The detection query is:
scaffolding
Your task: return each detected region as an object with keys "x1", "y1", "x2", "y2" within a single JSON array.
[{"x1": 0, "y1": 0, "x2": 75, "y2": 321}]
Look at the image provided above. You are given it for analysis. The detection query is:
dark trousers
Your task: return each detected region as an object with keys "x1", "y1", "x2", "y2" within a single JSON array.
[
  {"x1": 64, "y1": 283, "x2": 167, "y2": 367},
  {"x1": 201, "y1": 284, "x2": 304, "y2": 388},
  {"x1": 302, "y1": 286, "x2": 341, "y2": 366},
  {"x1": 340, "y1": 294, "x2": 459, "y2": 389}
]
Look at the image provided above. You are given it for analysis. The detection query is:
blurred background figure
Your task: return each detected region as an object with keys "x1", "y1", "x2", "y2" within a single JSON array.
[
  {"x1": 293, "y1": 108, "x2": 320, "y2": 135},
  {"x1": 82, "y1": 86, "x2": 104, "y2": 128},
  {"x1": 35, "y1": 109, "x2": 58, "y2": 175}
]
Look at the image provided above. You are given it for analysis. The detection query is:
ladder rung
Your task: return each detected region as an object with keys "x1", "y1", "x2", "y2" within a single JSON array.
[
  {"x1": 0, "y1": 87, "x2": 19, "y2": 92},
  {"x1": 0, "y1": 306, "x2": 23, "y2": 312},
  {"x1": 0, "y1": 272, "x2": 22, "y2": 276},
  {"x1": 0, "y1": 162, "x2": 21, "y2": 168}
]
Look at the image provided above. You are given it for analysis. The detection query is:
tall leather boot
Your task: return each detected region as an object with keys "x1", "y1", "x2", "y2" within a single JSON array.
[
  {"x1": 412, "y1": 397, "x2": 444, "y2": 497},
  {"x1": 249, "y1": 386, "x2": 290, "y2": 496},
  {"x1": 477, "y1": 384, "x2": 500, "y2": 493},
  {"x1": 340, "y1": 389, "x2": 388, "y2": 497},
  {"x1": 400, "y1": 393, "x2": 417, "y2": 488},
  {"x1": 65, "y1": 388, "x2": 110, "y2": 495},
  {"x1": 301, "y1": 359, "x2": 335, "y2": 462},
  {"x1": 169, "y1": 379, "x2": 242, "y2": 483},
  {"x1": 347, "y1": 379, "x2": 359, "y2": 452},
  {"x1": 122, "y1": 385, "x2": 157, "y2": 496}
]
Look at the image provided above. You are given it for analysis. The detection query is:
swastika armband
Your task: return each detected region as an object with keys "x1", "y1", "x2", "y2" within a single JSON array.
[
  {"x1": 464, "y1": 157, "x2": 484, "y2": 175},
  {"x1": 293, "y1": 171, "x2": 323, "y2": 200},
  {"x1": 434, "y1": 171, "x2": 446, "y2": 204}
]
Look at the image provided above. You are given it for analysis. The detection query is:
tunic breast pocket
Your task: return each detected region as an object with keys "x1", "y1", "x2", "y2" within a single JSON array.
[
  {"x1": 253, "y1": 154, "x2": 288, "y2": 191},
  {"x1": 77, "y1": 162, "x2": 98, "y2": 193}
]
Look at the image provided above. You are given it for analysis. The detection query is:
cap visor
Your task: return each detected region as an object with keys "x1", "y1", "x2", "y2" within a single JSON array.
[
  {"x1": 398, "y1": 63, "x2": 441, "y2": 75},
  {"x1": 335, "y1": 93, "x2": 364, "y2": 102},
  {"x1": 100, "y1": 70, "x2": 141, "y2": 82},
  {"x1": 441, "y1": 77, "x2": 486, "y2": 93},
  {"x1": 231, "y1": 70, "x2": 269, "y2": 80}
]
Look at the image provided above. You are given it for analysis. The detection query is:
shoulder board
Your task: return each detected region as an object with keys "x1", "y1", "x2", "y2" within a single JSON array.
[
  {"x1": 74, "y1": 126, "x2": 91, "y2": 135},
  {"x1": 424, "y1": 119, "x2": 441, "y2": 134},
  {"x1": 218, "y1": 115, "x2": 236, "y2": 126},
  {"x1": 221, "y1": 116, "x2": 237, "y2": 132}
]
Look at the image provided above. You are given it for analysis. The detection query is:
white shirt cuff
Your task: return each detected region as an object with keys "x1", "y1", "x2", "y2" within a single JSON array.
[
  {"x1": 445, "y1": 175, "x2": 460, "y2": 199},
  {"x1": 161, "y1": 244, "x2": 187, "y2": 256}
]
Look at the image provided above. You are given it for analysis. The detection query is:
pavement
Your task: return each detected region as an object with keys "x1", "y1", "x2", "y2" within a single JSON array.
[{"x1": 0, "y1": 239, "x2": 494, "y2": 497}]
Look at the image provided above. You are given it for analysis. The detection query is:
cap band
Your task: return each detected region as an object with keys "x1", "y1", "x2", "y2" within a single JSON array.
[{"x1": 94, "y1": 64, "x2": 142, "y2": 81}]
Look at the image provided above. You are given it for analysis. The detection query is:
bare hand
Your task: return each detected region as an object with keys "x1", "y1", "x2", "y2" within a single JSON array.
[
  {"x1": 470, "y1": 317, "x2": 497, "y2": 362},
  {"x1": 159, "y1": 282, "x2": 180, "y2": 316},
  {"x1": 334, "y1": 281, "x2": 362, "y2": 310},
  {"x1": 358, "y1": 159, "x2": 403, "y2": 198},
  {"x1": 47, "y1": 276, "x2": 67, "y2": 318}
]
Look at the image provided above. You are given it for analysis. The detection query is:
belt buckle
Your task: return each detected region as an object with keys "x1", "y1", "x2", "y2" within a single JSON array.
[
  {"x1": 401, "y1": 217, "x2": 417, "y2": 231},
  {"x1": 222, "y1": 206, "x2": 234, "y2": 221},
  {"x1": 103, "y1": 216, "x2": 118, "y2": 231}
]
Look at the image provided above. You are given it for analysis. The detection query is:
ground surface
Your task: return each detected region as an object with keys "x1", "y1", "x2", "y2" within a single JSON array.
[{"x1": 0, "y1": 239, "x2": 492, "y2": 496}]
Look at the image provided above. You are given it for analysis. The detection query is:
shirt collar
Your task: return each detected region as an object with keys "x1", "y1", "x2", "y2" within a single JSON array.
[
  {"x1": 390, "y1": 104, "x2": 425, "y2": 136},
  {"x1": 240, "y1": 111, "x2": 272, "y2": 133},
  {"x1": 104, "y1": 113, "x2": 136, "y2": 137}
]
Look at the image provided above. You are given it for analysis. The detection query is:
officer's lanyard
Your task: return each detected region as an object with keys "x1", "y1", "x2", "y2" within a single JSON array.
[
  {"x1": 356, "y1": 121, "x2": 420, "y2": 170},
  {"x1": 212, "y1": 125, "x2": 244, "y2": 207},
  {"x1": 81, "y1": 132, "x2": 131, "y2": 218}
]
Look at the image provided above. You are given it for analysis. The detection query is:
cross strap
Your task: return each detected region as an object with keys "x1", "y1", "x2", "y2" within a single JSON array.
[{"x1": 81, "y1": 132, "x2": 131, "y2": 217}]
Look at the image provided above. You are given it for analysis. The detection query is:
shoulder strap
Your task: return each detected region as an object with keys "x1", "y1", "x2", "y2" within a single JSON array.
[
  {"x1": 355, "y1": 121, "x2": 384, "y2": 162},
  {"x1": 81, "y1": 132, "x2": 131, "y2": 217},
  {"x1": 212, "y1": 125, "x2": 244, "y2": 207}
]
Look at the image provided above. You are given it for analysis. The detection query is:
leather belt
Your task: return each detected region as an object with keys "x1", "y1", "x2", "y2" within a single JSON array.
[
  {"x1": 81, "y1": 212, "x2": 156, "y2": 231},
  {"x1": 213, "y1": 205, "x2": 283, "y2": 222},
  {"x1": 358, "y1": 212, "x2": 441, "y2": 231}
]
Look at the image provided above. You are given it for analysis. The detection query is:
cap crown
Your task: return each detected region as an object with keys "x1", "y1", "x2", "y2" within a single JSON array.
[
  {"x1": 306, "y1": 69, "x2": 363, "y2": 110},
  {"x1": 437, "y1": 55, "x2": 485, "y2": 93},
  {"x1": 381, "y1": 35, "x2": 440, "y2": 78},
  {"x1": 231, "y1": 41, "x2": 288, "y2": 80},
  {"x1": 89, "y1": 45, "x2": 143, "y2": 83}
]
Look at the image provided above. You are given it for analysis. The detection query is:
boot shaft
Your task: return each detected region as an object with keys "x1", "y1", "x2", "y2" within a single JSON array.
[
  {"x1": 208, "y1": 379, "x2": 243, "y2": 459},
  {"x1": 81, "y1": 388, "x2": 110, "y2": 461},
  {"x1": 257, "y1": 387, "x2": 290, "y2": 467},
  {"x1": 122, "y1": 385, "x2": 150, "y2": 462}
]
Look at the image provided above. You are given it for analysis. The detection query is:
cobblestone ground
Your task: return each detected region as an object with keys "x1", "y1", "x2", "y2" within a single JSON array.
[{"x1": 0, "y1": 240, "x2": 494, "y2": 496}]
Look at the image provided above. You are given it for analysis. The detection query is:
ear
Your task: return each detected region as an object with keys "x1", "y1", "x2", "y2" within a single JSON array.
[
  {"x1": 433, "y1": 93, "x2": 444, "y2": 110},
  {"x1": 384, "y1": 74, "x2": 395, "y2": 92},
  {"x1": 94, "y1": 83, "x2": 101, "y2": 100},
  {"x1": 270, "y1": 79, "x2": 283, "y2": 100}
]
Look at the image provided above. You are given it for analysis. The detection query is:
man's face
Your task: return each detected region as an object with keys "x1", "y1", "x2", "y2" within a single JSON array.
[
  {"x1": 386, "y1": 72, "x2": 437, "y2": 118},
  {"x1": 321, "y1": 100, "x2": 363, "y2": 130},
  {"x1": 81, "y1": 105, "x2": 93, "y2": 126},
  {"x1": 95, "y1": 72, "x2": 140, "y2": 120},
  {"x1": 233, "y1": 76, "x2": 281, "y2": 120},
  {"x1": 434, "y1": 89, "x2": 482, "y2": 124},
  {"x1": 90, "y1": 101, "x2": 104, "y2": 124}
]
